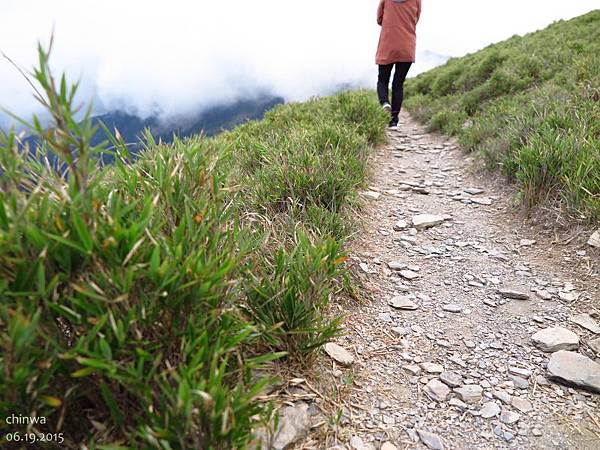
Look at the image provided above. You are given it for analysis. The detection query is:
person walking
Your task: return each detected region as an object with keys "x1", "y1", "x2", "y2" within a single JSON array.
[{"x1": 376, "y1": 0, "x2": 422, "y2": 130}]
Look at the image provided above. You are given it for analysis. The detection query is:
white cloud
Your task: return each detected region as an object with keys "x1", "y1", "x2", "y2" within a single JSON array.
[{"x1": 1, "y1": 0, "x2": 598, "y2": 122}]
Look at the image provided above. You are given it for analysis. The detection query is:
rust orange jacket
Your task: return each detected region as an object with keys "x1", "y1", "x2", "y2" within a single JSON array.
[{"x1": 376, "y1": 0, "x2": 421, "y2": 64}]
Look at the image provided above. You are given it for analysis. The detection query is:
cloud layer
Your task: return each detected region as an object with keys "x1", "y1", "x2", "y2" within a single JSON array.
[{"x1": 1, "y1": 0, "x2": 597, "y2": 123}]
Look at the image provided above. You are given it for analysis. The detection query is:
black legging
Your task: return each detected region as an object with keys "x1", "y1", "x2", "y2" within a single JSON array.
[{"x1": 377, "y1": 62, "x2": 412, "y2": 120}]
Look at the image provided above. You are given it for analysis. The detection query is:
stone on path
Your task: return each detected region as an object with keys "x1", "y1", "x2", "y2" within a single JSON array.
[
  {"x1": 531, "y1": 327, "x2": 579, "y2": 352},
  {"x1": 400, "y1": 270, "x2": 420, "y2": 280},
  {"x1": 511, "y1": 397, "x2": 533, "y2": 413},
  {"x1": 417, "y1": 430, "x2": 445, "y2": 450},
  {"x1": 500, "y1": 410, "x2": 521, "y2": 425},
  {"x1": 480, "y1": 402, "x2": 501, "y2": 419},
  {"x1": 589, "y1": 338, "x2": 600, "y2": 354},
  {"x1": 421, "y1": 362, "x2": 444, "y2": 374},
  {"x1": 588, "y1": 229, "x2": 600, "y2": 248},
  {"x1": 381, "y1": 443, "x2": 398, "y2": 450},
  {"x1": 361, "y1": 191, "x2": 381, "y2": 201},
  {"x1": 439, "y1": 371, "x2": 463, "y2": 388},
  {"x1": 498, "y1": 288, "x2": 530, "y2": 300},
  {"x1": 271, "y1": 403, "x2": 310, "y2": 450},
  {"x1": 412, "y1": 214, "x2": 451, "y2": 230},
  {"x1": 393, "y1": 220, "x2": 408, "y2": 231},
  {"x1": 324, "y1": 343, "x2": 354, "y2": 366},
  {"x1": 389, "y1": 295, "x2": 418, "y2": 310},
  {"x1": 570, "y1": 314, "x2": 600, "y2": 334},
  {"x1": 464, "y1": 187, "x2": 484, "y2": 195},
  {"x1": 425, "y1": 379, "x2": 451, "y2": 402},
  {"x1": 471, "y1": 197, "x2": 493, "y2": 206},
  {"x1": 442, "y1": 304, "x2": 463, "y2": 314},
  {"x1": 547, "y1": 350, "x2": 600, "y2": 393},
  {"x1": 520, "y1": 239, "x2": 537, "y2": 247},
  {"x1": 454, "y1": 385, "x2": 483, "y2": 403},
  {"x1": 387, "y1": 261, "x2": 406, "y2": 271}
]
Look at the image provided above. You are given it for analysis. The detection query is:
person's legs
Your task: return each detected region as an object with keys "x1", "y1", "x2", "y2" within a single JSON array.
[
  {"x1": 390, "y1": 62, "x2": 413, "y2": 123},
  {"x1": 377, "y1": 64, "x2": 394, "y2": 107}
]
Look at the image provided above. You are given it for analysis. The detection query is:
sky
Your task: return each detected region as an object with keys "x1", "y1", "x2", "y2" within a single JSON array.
[{"x1": 1, "y1": 0, "x2": 598, "y2": 124}]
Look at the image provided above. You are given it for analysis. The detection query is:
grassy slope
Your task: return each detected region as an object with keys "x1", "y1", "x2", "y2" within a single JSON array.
[
  {"x1": 404, "y1": 10, "x2": 600, "y2": 219},
  {"x1": 0, "y1": 73, "x2": 388, "y2": 449}
]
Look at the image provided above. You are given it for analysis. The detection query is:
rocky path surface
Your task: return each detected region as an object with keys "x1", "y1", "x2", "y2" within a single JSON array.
[{"x1": 318, "y1": 112, "x2": 600, "y2": 450}]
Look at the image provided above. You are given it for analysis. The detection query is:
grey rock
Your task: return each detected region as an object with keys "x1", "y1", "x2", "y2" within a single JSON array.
[
  {"x1": 454, "y1": 384, "x2": 483, "y2": 403},
  {"x1": 511, "y1": 397, "x2": 533, "y2": 413},
  {"x1": 442, "y1": 304, "x2": 463, "y2": 314},
  {"x1": 362, "y1": 191, "x2": 381, "y2": 201},
  {"x1": 509, "y1": 367, "x2": 532, "y2": 379},
  {"x1": 500, "y1": 410, "x2": 520, "y2": 425},
  {"x1": 439, "y1": 371, "x2": 463, "y2": 388},
  {"x1": 589, "y1": 338, "x2": 600, "y2": 354},
  {"x1": 417, "y1": 430, "x2": 445, "y2": 450},
  {"x1": 471, "y1": 197, "x2": 493, "y2": 206},
  {"x1": 389, "y1": 295, "x2": 418, "y2": 310},
  {"x1": 510, "y1": 375, "x2": 529, "y2": 390},
  {"x1": 570, "y1": 314, "x2": 600, "y2": 334},
  {"x1": 520, "y1": 239, "x2": 537, "y2": 247},
  {"x1": 493, "y1": 390, "x2": 513, "y2": 405},
  {"x1": 588, "y1": 229, "x2": 600, "y2": 248},
  {"x1": 324, "y1": 343, "x2": 354, "y2": 366},
  {"x1": 547, "y1": 350, "x2": 600, "y2": 393},
  {"x1": 400, "y1": 270, "x2": 420, "y2": 280},
  {"x1": 381, "y1": 443, "x2": 398, "y2": 450},
  {"x1": 403, "y1": 364, "x2": 422, "y2": 376},
  {"x1": 412, "y1": 214, "x2": 451, "y2": 230},
  {"x1": 480, "y1": 402, "x2": 501, "y2": 418},
  {"x1": 449, "y1": 398, "x2": 468, "y2": 409},
  {"x1": 387, "y1": 261, "x2": 407, "y2": 271},
  {"x1": 271, "y1": 403, "x2": 311, "y2": 450},
  {"x1": 531, "y1": 327, "x2": 580, "y2": 352},
  {"x1": 498, "y1": 288, "x2": 530, "y2": 300},
  {"x1": 421, "y1": 362, "x2": 444, "y2": 374},
  {"x1": 464, "y1": 187, "x2": 485, "y2": 195},
  {"x1": 425, "y1": 379, "x2": 451, "y2": 402},
  {"x1": 393, "y1": 220, "x2": 408, "y2": 231}
]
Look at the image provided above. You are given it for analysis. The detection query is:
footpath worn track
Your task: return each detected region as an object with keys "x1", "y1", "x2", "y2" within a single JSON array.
[{"x1": 321, "y1": 112, "x2": 600, "y2": 450}]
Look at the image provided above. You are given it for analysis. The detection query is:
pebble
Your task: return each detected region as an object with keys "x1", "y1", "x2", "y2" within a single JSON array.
[
  {"x1": 500, "y1": 410, "x2": 520, "y2": 425},
  {"x1": 439, "y1": 371, "x2": 463, "y2": 388},
  {"x1": 400, "y1": 270, "x2": 420, "y2": 280},
  {"x1": 498, "y1": 288, "x2": 530, "y2": 300},
  {"x1": 588, "y1": 229, "x2": 600, "y2": 248},
  {"x1": 511, "y1": 397, "x2": 533, "y2": 413},
  {"x1": 412, "y1": 214, "x2": 451, "y2": 230},
  {"x1": 425, "y1": 379, "x2": 451, "y2": 402},
  {"x1": 422, "y1": 362, "x2": 444, "y2": 374}
]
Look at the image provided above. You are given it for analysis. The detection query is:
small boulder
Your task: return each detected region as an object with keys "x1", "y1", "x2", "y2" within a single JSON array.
[
  {"x1": 412, "y1": 214, "x2": 451, "y2": 230},
  {"x1": 588, "y1": 229, "x2": 600, "y2": 248}
]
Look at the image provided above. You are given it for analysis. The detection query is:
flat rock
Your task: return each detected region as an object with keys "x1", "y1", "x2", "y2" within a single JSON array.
[
  {"x1": 454, "y1": 385, "x2": 483, "y2": 403},
  {"x1": 324, "y1": 343, "x2": 354, "y2": 366},
  {"x1": 588, "y1": 229, "x2": 600, "y2": 248},
  {"x1": 421, "y1": 362, "x2": 444, "y2": 374},
  {"x1": 547, "y1": 350, "x2": 600, "y2": 393},
  {"x1": 500, "y1": 410, "x2": 520, "y2": 425},
  {"x1": 442, "y1": 304, "x2": 463, "y2": 313},
  {"x1": 589, "y1": 338, "x2": 600, "y2": 354},
  {"x1": 381, "y1": 443, "x2": 398, "y2": 450},
  {"x1": 362, "y1": 191, "x2": 381, "y2": 201},
  {"x1": 570, "y1": 314, "x2": 600, "y2": 334},
  {"x1": 464, "y1": 187, "x2": 485, "y2": 195},
  {"x1": 403, "y1": 364, "x2": 422, "y2": 376},
  {"x1": 425, "y1": 379, "x2": 451, "y2": 402},
  {"x1": 417, "y1": 430, "x2": 445, "y2": 450},
  {"x1": 471, "y1": 197, "x2": 493, "y2": 205},
  {"x1": 271, "y1": 402, "x2": 311, "y2": 450},
  {"x1": 511, "y1": 397, "x2": 533, "y2": 413},
  {"x1": 389, "y1": 295, "x2": 418, "y2": 310},
  {"x1": 498, "y1": 288, "x2": 530, "y2": 300},
  {"x1": 387, "y1": 261, "x2": 406, "y2": 271},
  {"x1": 439, "y1": 371, "x2": 463, "y2": 388},
  {"x1": 412, "y1": 214, "x2": 451, "y2": 230},
  {"x1": 480, "y1": 402, "x2": 501, "y2": 419},
  {"x1": 393, "y1": 220, "x2": 409, "y2": 231},
  {"x1": 531, "y1": 327, "x2": 579, "y2": 352},
  {"x1": 520, "y1": 239, "x2": 537, "y2": 247},
  {"x1": 400, "y1": 270, "x2": 420, "y2": 280}
]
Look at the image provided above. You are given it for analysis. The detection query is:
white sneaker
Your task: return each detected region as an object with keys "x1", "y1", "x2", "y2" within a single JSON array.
[{"x1": 382, "y1": 103, "x2": 392, "y2": 113}]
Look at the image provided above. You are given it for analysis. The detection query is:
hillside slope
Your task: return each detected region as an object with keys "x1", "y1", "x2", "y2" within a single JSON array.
[{"x1": 404, "y1": 10, "x2": 600, "y2": 221}]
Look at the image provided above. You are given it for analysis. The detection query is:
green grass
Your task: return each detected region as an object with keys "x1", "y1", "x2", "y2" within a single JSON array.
[
  {"x1": 404, "y1": 10, "x2": 600, "y2": 219},
  {"x1": 0, "y1": 44, "x2": 388, "y2": 449}
]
